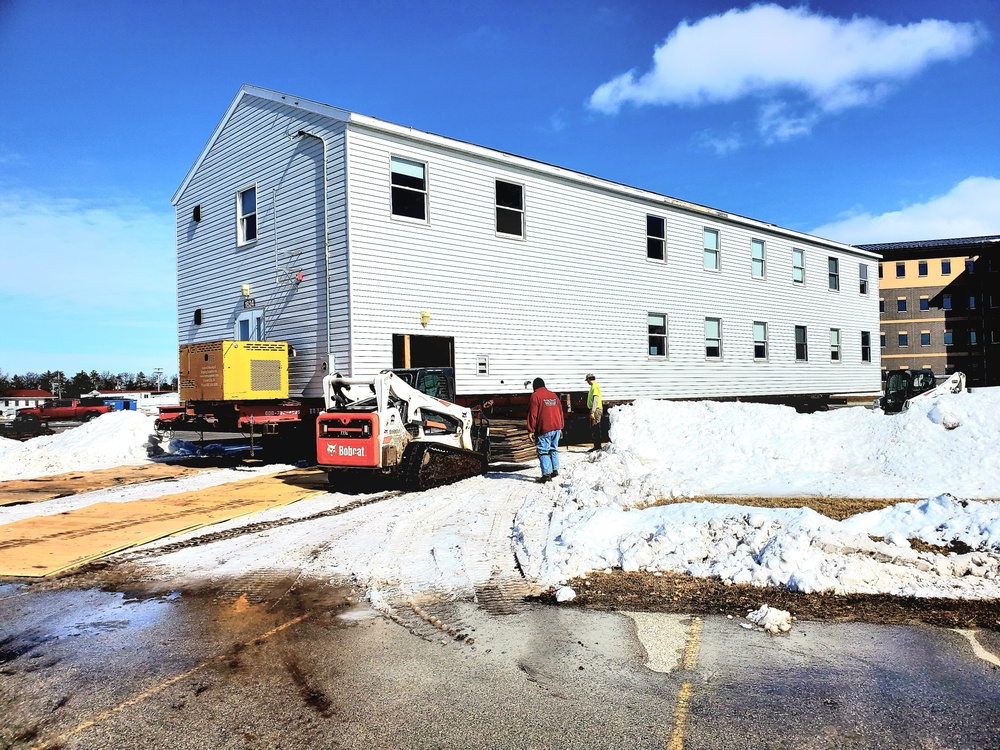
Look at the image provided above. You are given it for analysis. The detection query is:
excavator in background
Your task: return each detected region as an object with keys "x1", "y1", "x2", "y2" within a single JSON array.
[
  {"x1": 316, "y1": 368, "x2": 490, "y2": 491},
  {"x1": 877, "y1": 370, "x2": 967, "y2": 414}
]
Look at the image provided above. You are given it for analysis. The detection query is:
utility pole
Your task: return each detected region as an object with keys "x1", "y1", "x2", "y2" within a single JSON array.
[{"x1": 152, "y1": 367, "x2": 163, "y2": 393}]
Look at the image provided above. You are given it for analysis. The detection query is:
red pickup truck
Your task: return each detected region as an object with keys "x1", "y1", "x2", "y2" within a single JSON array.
[{"x1": 18, "y1": 399, "x2": 114, "y2": 422}]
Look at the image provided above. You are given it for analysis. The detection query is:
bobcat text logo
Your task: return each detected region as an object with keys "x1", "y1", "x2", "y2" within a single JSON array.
[{"x1": 327, "y1": 444, "x2": 366, "y2": 457}]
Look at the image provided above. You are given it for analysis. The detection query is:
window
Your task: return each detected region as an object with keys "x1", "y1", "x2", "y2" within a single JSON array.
[
  {"x1": 944, "y1": 330, "x2": 953, "y2": 346},
  {"x1": 879, "y1": 298, "x2": 885, "y2": 313},
  {"x1": 898, "y1": 332, "x2": 908, "y2": 347},
  {"x1": 968, "y1": 295, "x2": 977, "y2": 310},
  {"x1": 942, "y1": 295, "x2": 952, "y2": 310},
  {"x1": 828, "y1": 257, "x2": 840, "y2": 291},
  {"x1": 703, "y1": 228, "x2": 720, "y2": 270},
  {"x1": 235, "y1": 309, "x2": 264, "y2": 341},
  {"x1": 496, "y1": 180, "x2": 524, "y2": 237},
  {"x1": 970, "y1": 330, "x2": 979, "y2": 345},
  {"x1": 992, "y1": 294, "x2": 999, "y2": 308},
  {"x1": 647, "y1": 215, "x2": 665, "y2": 261},
  {"x1": 830, "y1": 328, "x2": 841, "y2": 361},
  {"x1": 920, "y1": 331, "x2": 931, "y2": 346},
  {"x1": 705, "y1": 318, "x2": 722, "y2": 358},
  {"x1": 880, "y1": 332, "x2": 886, "y2": 348},
  {"x1": 991, "y1": 329, "x2": 999, "y2": 345},
  {"x1": 897, "y1": 297, "x2": 907, "y2": 312},
  {"x1": 648, "y1": 314, "x2": 667, "y2": 357},
  {"x1": 861, "y1": 331, "x2": 872, "y2": 362},
  {"x1": 941, "y1": 259, "x2": 952, "y2": 275},
  {"x1": 878, "y1": 262, "x2": 883, "y2": 278},
  {"x1": 390, "y1": 156, "x2": 427, "y2": 220},
  {"x1": 476, "y1": 356, "x2": 489, "y2": 376},
  {"x1": 753, "y1": 321, "x2": 767, "y2": 360},
  {"x1": 237, "y1": 186, "x2": 257, "y2": 244},
  {"x1": 751, "y1": 239, "x2": 765, "y2": 278},
  {"x1": 918, "y1": 261, "x2": 928, "y2": 277},
  {"x1": 919, "y1": 296, "x2": 929, "y2": 311},
  {"x1": 896, "y1": 262, "x2": 905, "y2": 278},
  {"x1": 859, "y1": 264, "x2": 868, "y2": 294},
  {"x1": 795, "y1": 326, "x2": 808, "y2": 361},
  {"x1": 792, "y1": 249, "x2": 804, "y2": 283},
  {"x1": 966, "y1": 258, "x2": 976, "y2": 274}
]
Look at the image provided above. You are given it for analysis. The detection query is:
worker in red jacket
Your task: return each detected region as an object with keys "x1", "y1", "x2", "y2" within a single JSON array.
[{"x1": 527, "y1": 377, "x2": 565, "y2": 483}]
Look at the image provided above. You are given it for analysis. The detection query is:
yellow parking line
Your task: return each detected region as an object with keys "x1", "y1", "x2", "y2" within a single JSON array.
[{"x1": 667, "y1": 616, "x2": 703, "y2": 750}]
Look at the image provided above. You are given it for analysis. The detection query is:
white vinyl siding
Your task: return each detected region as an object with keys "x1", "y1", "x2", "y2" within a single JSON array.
[
  {"x1": 176, "y1": 86, "x2": 882, "y2": 402},
  {"x1": 174, "y1": 93, "x2": 350, "y2": 397}
]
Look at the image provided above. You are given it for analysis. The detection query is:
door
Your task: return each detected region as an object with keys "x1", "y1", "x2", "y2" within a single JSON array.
[{"x1": 392, "y1": 335, "x2": 454, "y2": 369}]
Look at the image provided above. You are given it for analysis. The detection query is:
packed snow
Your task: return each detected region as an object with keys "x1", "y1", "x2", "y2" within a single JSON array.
[
  {"x1": 0, "y1": 411, "x2": 158, "y2": 480},
  {"x1": 514, "y1": 389, "x2": 1000, "y2": 599},
  {"x1": 1, "y1": 388, "x2": 999, "y2": 602}
]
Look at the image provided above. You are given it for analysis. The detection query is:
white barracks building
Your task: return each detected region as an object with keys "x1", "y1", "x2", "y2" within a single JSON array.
[{"x1": 173, "y1": 85, "x2": 881, "y2": 405}]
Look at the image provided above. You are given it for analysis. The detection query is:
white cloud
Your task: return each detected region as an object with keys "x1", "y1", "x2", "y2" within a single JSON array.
[
  {"x1": 0, "y1": 190, "x2": 175, "y2": 309},
  {"x1": 693, "y1": 130, "x2": 744, "y2": 155},
  {"x1": 811, "y1": 177, "x2": 1000, "y2": 244},
  {"x1": 589, "y1": 4, "x2": 986, "y2": 140},
  {"x1": 0, "y1": 190, "x2": 177, "y2": 374}
]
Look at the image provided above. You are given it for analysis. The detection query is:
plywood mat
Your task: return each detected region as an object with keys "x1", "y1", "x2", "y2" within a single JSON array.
[
  {"x1": 0, "y1": 463, "x2": 204, "y2": 506},
  {"x1": 0, "y1": 470, "x2": 326, "y2": 577}
]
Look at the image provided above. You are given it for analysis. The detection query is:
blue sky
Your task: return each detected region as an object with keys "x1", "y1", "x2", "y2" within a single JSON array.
[{"x1": 1, "y1": 0, "x2": 998, "y2": 377}]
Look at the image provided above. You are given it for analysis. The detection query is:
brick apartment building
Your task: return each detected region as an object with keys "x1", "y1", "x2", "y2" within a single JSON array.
[{"x1": 856, "y1": 235, "x2": 1000, "y2": 387}]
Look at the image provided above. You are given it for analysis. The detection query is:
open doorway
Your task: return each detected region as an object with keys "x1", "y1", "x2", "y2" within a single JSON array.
[{"x1": 393, "y1": 334, "x2": 454, "y2": 369}]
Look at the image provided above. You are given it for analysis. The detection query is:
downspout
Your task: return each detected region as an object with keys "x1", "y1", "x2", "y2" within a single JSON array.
[{"x1": 292, "y1": 129, "x2": 335, "y2": 376}]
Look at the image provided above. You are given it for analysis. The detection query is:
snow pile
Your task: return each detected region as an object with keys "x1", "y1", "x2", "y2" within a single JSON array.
[
  {"x1": 514, "y1": 389, "x2": 1000, "y2": 599},
  {"x1": 0, "y1": 411, "x2": 157, "y2": 480},
  {"x1": 744, "y1": 604, "x2": 792, "y2": 634},
  {"x1": 595, "y1": 389, "x2": 1000, "y2": 500}
]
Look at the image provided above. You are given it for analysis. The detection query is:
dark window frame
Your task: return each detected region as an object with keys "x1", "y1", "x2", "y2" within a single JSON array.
[
  {"x1": 648, "y1": 313, "x2": 668, "y2": 357},
  {"x1": 390, "y1": 156, "x2": 428, "y2": 221},
  {"x1": 646, "y1": 215, "x2": 666, "y2": 261},
  {"x1": 495, "y1": 179, "x2": 525, "y2": 238}
]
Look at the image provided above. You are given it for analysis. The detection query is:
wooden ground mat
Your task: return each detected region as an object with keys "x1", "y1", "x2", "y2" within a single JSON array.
[
  {"x1": 0, "y1": 469, "x2": 327, "y2": 578},
  {"x1": 0, "y1": 463, "x2": 204, "y2": 506}
]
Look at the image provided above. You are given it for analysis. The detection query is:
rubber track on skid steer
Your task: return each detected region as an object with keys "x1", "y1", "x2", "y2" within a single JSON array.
[{"x1": 399, "y1": 442, "x2": 487, "y2": 492}]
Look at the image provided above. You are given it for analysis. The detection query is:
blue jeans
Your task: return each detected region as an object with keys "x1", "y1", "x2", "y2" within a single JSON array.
[{"x1": 536, "y1": 430, "x2": 561, "y2": 476}]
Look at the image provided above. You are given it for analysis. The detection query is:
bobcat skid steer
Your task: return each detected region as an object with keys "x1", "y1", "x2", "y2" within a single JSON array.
[{"x1": 316, "y1": 369, "x2": 489, "y2": 491}]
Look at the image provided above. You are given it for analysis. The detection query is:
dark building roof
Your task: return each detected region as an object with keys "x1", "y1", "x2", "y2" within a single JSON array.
[{"x1": 855, "y1": 235, "x2": 1000, "y2": 253}]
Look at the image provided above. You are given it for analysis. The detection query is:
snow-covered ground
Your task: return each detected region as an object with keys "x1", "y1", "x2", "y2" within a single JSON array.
[
  {"x1": 0, "y1": 411, "x2": 158, "y2": 480},
  {"x1": 1, "y1": 389, "x2": 999, "y2": 601}
]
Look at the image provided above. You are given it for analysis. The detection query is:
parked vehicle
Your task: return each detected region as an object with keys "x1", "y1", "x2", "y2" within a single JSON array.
[
  {"x1": 0, "y1": 413, "x2": 55, "y2": 440},
  {"x1": 17, "y1": 398, "x2": 114, "y2": 422}
]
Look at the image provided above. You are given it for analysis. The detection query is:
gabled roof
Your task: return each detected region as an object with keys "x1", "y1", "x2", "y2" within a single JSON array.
[
  {"x1": 2, "y1": 390, "x2": 54, "y2": 398},
  {"x1": 172, "y1": 85, "x2": 352, "y2": 205},
  {"x1": 174, "y1": 84, "x2": 875, "y2": 257},
  {"x1": 855, "y1": 235, "x2": 1000, "y2": 252}
]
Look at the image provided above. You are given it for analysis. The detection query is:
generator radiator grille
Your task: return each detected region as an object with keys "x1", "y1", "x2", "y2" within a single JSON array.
[{"x1": 250, "y1": 359, "x2": 282, "y2": 392}]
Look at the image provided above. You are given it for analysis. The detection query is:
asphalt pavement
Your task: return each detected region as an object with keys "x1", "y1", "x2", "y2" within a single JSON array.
[{"x1": 1, "y1": 581, "x2": 998, "y2": 749}]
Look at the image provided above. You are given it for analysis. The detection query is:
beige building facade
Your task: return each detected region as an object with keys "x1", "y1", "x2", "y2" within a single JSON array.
[{"x1": 857, "y1": 236, "x2": 1000, "y2": 387}]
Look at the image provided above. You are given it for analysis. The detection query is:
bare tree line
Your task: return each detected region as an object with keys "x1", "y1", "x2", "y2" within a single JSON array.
[{"x1": 0, "y1": 369, "x2": 178, "y2": 398}]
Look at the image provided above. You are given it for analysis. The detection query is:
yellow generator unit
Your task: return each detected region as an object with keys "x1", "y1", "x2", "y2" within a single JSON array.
[{"x1": 179, "y1": 340, "x2": 289, "y2": 401}]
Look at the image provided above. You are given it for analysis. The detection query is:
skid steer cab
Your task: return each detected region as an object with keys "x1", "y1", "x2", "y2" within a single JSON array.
[
  {"x1": 877, "y1": 370, "x2": 966, "y2": 414},
  {"x1": 316, "y1": 368, "x2": 489, "y2": 491}
]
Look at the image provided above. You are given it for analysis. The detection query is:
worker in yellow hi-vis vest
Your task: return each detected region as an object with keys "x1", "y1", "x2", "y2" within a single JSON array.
[{"x1": 585, "y1": 374, "x2": 603, "y2": 452}]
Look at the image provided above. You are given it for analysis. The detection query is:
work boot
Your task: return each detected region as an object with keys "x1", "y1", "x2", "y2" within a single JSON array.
[
  {"x1": 551, "y1": 470, "x2": 559, "y2": 478},
  {"x1": 536, "y1": 474, "x2": 552, "y2": 484}
]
